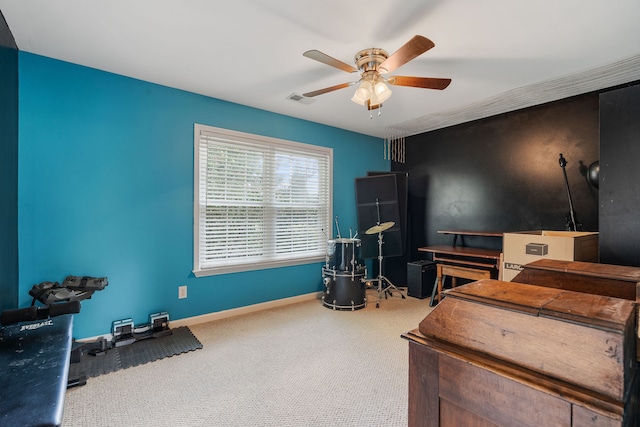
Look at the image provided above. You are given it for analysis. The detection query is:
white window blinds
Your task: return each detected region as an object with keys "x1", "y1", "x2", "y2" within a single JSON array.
[{"x1": 194, "y1": 124, "x2": 332, "y2": 276}]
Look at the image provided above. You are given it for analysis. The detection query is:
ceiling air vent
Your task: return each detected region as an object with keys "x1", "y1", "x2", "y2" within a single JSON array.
[{"x1": 286, "y1": 93, "x2": 315, "y2": 105}]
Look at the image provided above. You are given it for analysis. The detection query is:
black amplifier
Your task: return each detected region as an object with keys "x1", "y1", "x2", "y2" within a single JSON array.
[{"x1": 406, "y1": 260, "x2": 436, "y2": 299}]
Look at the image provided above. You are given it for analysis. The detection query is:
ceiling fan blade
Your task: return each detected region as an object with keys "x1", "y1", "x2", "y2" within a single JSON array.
[
  {"x1": 303, "y1": 82, "x2": 354, "y2": 97},
  {"x1": 378, "y1": 35, "x2": 435, "y2": 74},
  {"x1": 387, "y1": 76, "x2": 451, "y2": 90},
  {"x1": 303, "y1": 50, "x2": 358, "y2": 73}
]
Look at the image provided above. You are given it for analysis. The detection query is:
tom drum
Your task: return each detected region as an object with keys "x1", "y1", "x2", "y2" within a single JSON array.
[{"x1": 326, "y1": 238, "x2": 363, "y2": 272}]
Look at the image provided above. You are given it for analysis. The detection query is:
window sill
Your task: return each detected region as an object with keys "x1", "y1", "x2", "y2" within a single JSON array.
[{"x1": 193, "y1": 256, "x2": 325, "y2": 277}]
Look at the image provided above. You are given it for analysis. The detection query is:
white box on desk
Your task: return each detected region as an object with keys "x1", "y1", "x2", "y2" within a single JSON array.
[{"x1": 502, "y1": 230, "x2": 599, "y2": 281}]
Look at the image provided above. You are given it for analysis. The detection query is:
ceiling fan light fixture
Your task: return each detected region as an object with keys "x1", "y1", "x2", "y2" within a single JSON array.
[
  {"x1": 373, "y1": 81, "x2": 392, "y2": 103},
  {"x1": 303, "y1": 36, "x2": 450, "y2": 116},
  {"x1": 351, "y1": 81, "x2": 372, "y2": 105}
]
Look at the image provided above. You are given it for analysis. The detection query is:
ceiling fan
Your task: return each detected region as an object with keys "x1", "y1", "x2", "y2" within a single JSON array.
[{"x1": 302, "y1": 35, "x2": 451, "y2": 110}]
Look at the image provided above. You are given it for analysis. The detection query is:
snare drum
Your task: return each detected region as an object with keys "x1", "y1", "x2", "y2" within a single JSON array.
[
  {"x1": 326, "y1": 238, "x2": 363, "y2": 272},
  {"x1": 321, "y1": 267, "x2": 366, "y2": 311}
]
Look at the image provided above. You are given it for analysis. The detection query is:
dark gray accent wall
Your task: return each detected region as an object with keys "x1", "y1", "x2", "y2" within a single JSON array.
[
  {"x1": 0, "y1": 10, "x2": 19, "y2": 311},
  {"x1": 394, "y1": 93, "x2": 600, "y2": 263},
  {"x1": 599, "y1": 84, "x2": 640, "y2": 267}
]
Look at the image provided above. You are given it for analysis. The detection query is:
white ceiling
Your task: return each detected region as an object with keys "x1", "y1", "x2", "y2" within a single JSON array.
[{"x1": 2, "y1": 0, "x2": 640, "y2": 139}]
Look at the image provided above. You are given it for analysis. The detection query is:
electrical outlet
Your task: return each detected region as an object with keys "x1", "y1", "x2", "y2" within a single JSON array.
[{"x1": 178, "y1": 285, "x2": 187, "y2": 299}]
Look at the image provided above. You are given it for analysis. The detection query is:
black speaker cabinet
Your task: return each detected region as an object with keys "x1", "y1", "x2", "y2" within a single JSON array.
[{"x1": 407, "y1": 260, "x2": 436, "y2": 299}]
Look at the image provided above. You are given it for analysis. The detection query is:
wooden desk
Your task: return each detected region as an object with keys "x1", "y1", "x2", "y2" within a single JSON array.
[
  {"x1": 418, "y1": 245, "x2": 502, "y2": 303},
  {"x1": 435, "y1": 264, "x2": 492, "y2": 303},
  {"x1": 438, "y1": 229, "x2": 504, "y2": 247},
  {"x1": 419, "y1": 245, "x2": 502, "y2": 269}
]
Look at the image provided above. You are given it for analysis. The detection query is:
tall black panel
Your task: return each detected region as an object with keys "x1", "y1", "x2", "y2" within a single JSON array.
[
  {"x1": 599, "y1": 83, "x2": 640, "y2": 266},
  {"x1": 367, "y1": 171, "x2": 409, "y2": 286},
  {"x1": 368, "y1": 171, "x2": 408, "y2": 251},
  {"x1": 355, "y1": 174, "x2": 402, "y2": 259}
]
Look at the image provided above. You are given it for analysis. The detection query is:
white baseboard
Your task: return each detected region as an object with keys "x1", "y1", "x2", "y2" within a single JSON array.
[
  {"x1": 76, "y1": 292, "x2": 322, "y2": 342},
  {"x1": 169, "y1": 291, "x2": 323, "y2": 328}
]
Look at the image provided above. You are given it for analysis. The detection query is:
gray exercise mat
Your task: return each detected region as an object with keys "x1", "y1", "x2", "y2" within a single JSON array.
[{"x1": 68, "y1": 326, "x2": 202, "y2": 379}]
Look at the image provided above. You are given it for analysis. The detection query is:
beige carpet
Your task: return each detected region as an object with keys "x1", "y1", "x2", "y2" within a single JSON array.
[{"x1": 62, "y1": 288, "x2": 433, "y2": 426}]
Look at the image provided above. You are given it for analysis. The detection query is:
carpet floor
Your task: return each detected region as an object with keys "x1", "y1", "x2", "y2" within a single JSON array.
[{"x1": 62, "y1": 288, "x2": 433, "y2": 426}]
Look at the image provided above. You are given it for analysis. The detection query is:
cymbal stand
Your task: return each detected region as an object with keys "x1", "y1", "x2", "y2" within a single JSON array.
[{"x1": 372, "y1": 230, "x2": 405, "y2": 308}]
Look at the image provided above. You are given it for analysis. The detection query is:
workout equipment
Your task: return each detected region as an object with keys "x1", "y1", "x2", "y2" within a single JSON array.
[
  {"x1": 112, "y1": 318, "x2": 136, "y2": 347},
  {"x1": 18, "y1": 276, "x2": 174, "y2": 387},
  {"x1": 0, "y1": 314, "x2": 73, "y2": 426},
  {"x1": 112, "y1": 312, "x2": 172, "y2": 348},
  {"x1": 3, "y1": 274, "x2": 174, "y2": 391},
  {"x1": 0, "y1": 300, "x2": 80, "y2": 326},
  {"x1": 29, "y1": 275, "x2": 108, "y2": 306},
  {"x1": 24, "y1": 276, "x2": 108, "y2": 388}
]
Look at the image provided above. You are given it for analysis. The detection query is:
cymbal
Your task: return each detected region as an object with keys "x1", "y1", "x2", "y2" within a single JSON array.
[{"x1": 365, "y1": 221, "x2": 395, "y2": 235}]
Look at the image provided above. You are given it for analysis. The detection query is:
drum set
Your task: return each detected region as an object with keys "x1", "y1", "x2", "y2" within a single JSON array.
[
  {"x1": 321, "y1": 214, "x2": 405, "y2": 310},
  {"x1": 321, "y1": 234, "x2": 367, "y2": 311}
]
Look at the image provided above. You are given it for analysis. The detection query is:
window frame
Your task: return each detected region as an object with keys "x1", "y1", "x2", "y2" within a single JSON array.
[{"x1": 193, "y1": 124, "x2": 333, "y2": 277}]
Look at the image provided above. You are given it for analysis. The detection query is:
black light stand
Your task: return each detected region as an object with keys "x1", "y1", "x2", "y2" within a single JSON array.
[{"x1": 559, "y1": 153, "x2": 582, "y2": 231}]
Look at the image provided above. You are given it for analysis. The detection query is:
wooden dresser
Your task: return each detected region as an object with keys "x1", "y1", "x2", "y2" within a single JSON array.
[
  {"x1": 403, "y1": 279, "x2": 640, "y2": 427},
  {"x1": 512, "y1": 258, "x2": 640, "y2": 302}
]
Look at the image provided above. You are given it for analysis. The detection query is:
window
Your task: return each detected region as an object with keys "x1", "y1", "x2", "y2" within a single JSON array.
[{"x1": 194, "y1": 124, "x2": 332, "y2": 276}]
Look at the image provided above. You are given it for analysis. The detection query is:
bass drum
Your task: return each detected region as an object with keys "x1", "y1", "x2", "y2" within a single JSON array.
[
  {"x1": 321, "y1": 268, "x2": 366, "y2": 311},
  {"x1": 326, "y1": 238, "x2": 363, "y2": 272}
]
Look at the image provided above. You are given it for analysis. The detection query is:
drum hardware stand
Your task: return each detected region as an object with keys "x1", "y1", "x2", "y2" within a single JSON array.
[
  {"x1": 371, "y1": 228, "x2": 406, "y2": 308},
  {"x1": 365, "y1": 199, "x2": 406, "y2": 308}
]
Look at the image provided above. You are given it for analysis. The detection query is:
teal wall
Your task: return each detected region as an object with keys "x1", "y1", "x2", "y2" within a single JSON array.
[
  {"x1": 0, "y1": 12, "x2": 18, "y2": 312},
  {"x1": 18, "y1": 52, "x2": 388, "y2": 338}
]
